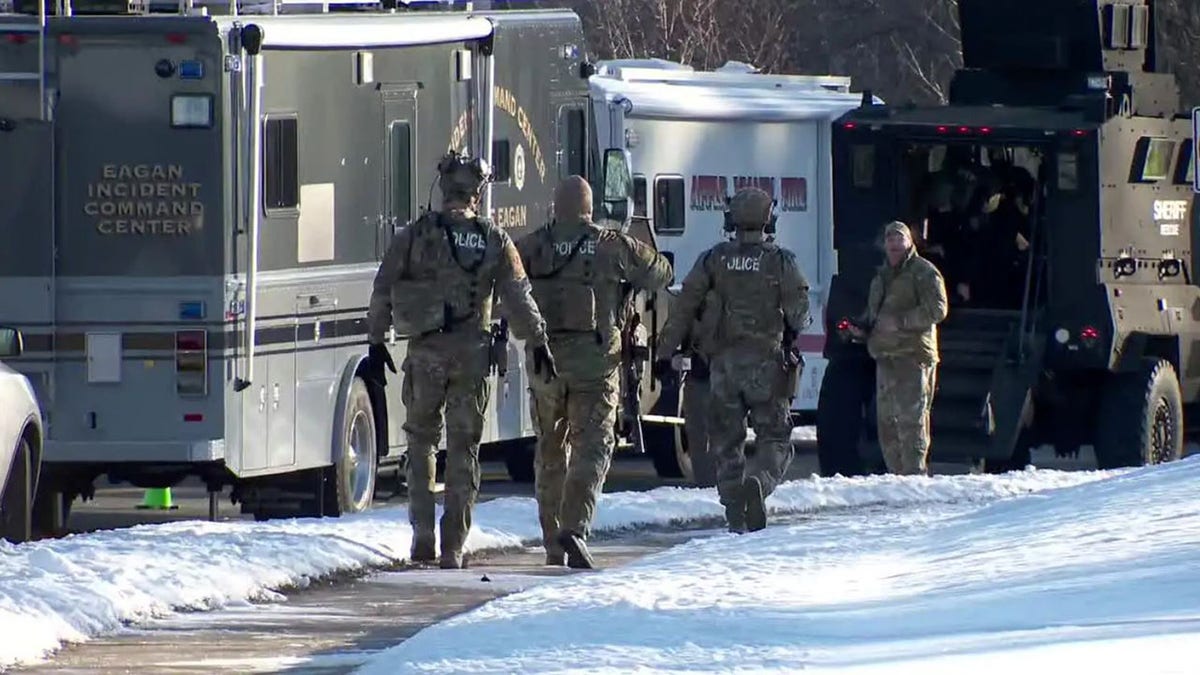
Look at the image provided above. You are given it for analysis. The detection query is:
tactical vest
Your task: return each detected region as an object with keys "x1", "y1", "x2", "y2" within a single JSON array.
[
  {"x1": 707, "y1": 241, "x2": 789, "y2": 351},
  {"x1": 526, "y1": 225, "x2": 600, "y2": 338},
  {"x1": 390, "y1": 211, "x2": 493, "y2": 338}
]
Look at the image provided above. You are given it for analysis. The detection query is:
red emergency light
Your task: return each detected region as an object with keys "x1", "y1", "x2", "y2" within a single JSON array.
[{"x1": 1080, "y1": 326, "x2": 1099, "y2": 341}]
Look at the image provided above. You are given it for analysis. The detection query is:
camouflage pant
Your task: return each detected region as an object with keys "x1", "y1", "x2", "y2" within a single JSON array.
[
  {"x1": 709, "y1": 347, "x2": 794, "y2": 510},
  {"x1": 402, "y1": 334, "x2": 491, "y2": 558},
  {"x1": 875, "y1": 357, "x2": 938, "y2": 475},
  {"x1": 683, "y1": 371, "x2": 717, "y2": 487},
  {"x1": 528, "y1": 366, "x2": 620, "y2": 552}
]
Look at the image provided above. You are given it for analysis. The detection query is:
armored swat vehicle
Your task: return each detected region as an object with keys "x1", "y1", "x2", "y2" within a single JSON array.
[{"x1": 818, "y1": 0, "x2": 1198, "y2": 474}]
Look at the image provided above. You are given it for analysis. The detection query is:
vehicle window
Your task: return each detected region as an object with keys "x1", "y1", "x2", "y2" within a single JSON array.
[
  {"x1": 1173, "y1": 139, "x2": 1194, "y2": 186},
  {"x1": 1135, "y1": 137, "x2": 1175, "y2": 182},
  {"x1": 391, "y1": 120, "x2": 413, "y2": 224},
  {"x1": 654, "y1": 175, "x2": 685, "y2": 234},
  {"x1": 633, "y1": 174, "x2": 647, "y2": 218},
  {"x1": 264, "y1": 115, "x2": 298, "y2": 211},
  {"x1": 491, "y1": 138, "x2": 512, "y2": 184},
  {"x1": 559, "y1": 106, "x2": 587, "y2": 179},
  {"x1": 852, "y1": 145, "x2": 875, "y2": 189},
  {"x1": 1057, "y1": 151, "x2": 1079, "y2": 191}
]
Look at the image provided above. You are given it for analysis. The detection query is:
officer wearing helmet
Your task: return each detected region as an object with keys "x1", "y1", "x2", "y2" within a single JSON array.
[
  {"x1": 516, "y1": 175, "x2": 672, "y2": 569},
  {"x1": 365, "y1": 150, "x2": 557, "y2": 569},
  {"x1": 655, "y1": 187, "x2": 810, "y2": 532}
]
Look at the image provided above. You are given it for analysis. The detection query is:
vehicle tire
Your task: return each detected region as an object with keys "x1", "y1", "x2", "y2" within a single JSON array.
[
  {"x1": 0, "y1": 436, "x2": 33, "y2": 543},
  {"x1": 644, "y1": 381, "x2": 685, "y2": 479},
  {"x1": 677, "y1": 378, "x2": 717, "y2": 487},
  {"x1": 504, "y1": 438, "x2": 536, "y2": 483},
  {"x1": 324, "y1": 377, "x2": 377, "y2": 516},
  {"x1": 1094, "y1": 358, "x2": 1184, "y2": 469},
  {"x1": 816, "y1": 358, "x2": 872, "y2": 477}
]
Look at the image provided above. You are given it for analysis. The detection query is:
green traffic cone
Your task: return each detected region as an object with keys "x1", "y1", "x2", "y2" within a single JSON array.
[{"x1": 136, "y1": 487, "x2": 179, "y2": 510}]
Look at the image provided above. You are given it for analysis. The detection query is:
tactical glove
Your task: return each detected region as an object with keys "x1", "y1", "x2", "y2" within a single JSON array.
[
  {"x1": 365, "y1": 343, "x2": 397, "y2": 387},
  {"x1": 532, "y1": 343, "x2": 558, "y2": 383}
]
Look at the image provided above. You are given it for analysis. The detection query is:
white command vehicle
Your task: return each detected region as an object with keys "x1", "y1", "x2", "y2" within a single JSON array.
[{"x1": 589, "y1": 59, "x2": 878, "y2": 478}]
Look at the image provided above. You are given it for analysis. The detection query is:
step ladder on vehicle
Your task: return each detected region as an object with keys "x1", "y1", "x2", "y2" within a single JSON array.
[{"x1": 0, "y1": 0, "x2": 51, "y2": 122}]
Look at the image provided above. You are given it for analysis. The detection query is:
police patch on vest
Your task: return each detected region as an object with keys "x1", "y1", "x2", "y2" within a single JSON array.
[
  {"x1": 452, "y1": 230, "x2": 489, "y2": 250},
  {"x1": 726, "y1": 255, "x2": 762, "y2": 271},
  {"x1": 554, "y1": 238, "x2": 597, "y2": 257}
]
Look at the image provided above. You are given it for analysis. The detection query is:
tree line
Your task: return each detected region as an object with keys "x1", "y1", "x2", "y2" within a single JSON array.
[{"x1": 489, "y1": 0, "x2": 1200, "y2": 110}]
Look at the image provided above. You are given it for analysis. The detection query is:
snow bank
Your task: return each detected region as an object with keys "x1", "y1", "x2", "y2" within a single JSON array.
[
  {"x1": 356, "y1": 458, "x2": 1200, "y2": 675},
  {"x1": 0, "y1": 468, "x2": 1113, "y2": 669}
]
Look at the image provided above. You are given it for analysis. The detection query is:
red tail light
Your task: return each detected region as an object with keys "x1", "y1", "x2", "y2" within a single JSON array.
[
  {"x1": 1080, "y1": 326, "x2": 1099, "y2": 340},
  {"x1": 3, "y1": 33, "x2": 29, "y2": 45},
  {"x1": 175, "y1": 330, "x2": 208, "y2": 397},
  {"x1": 183, "y1": 413, "x2": 204, "y2": 422},
  {"x1": 165, "y1": 32, "x2": 188, "y2": 44},
  {"x1": 837, "y1": 318, "x2": 851, "y2": 331}
]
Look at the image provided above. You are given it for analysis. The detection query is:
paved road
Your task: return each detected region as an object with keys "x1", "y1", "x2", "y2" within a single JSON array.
[
  {"x1": 21, "y1": 525, "x2": 724, "y2": 674},
  {"x1": 64, "y1": 440, "x2": 1096, "y2": 536}
]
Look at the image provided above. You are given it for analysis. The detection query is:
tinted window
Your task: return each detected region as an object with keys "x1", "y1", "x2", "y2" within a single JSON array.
[
  {"x1": 264, "y1": 116, "x2": 298, "y2": 211},
  {"x1": 654, "y1": 175, "x2": 685, "y2": 234}
]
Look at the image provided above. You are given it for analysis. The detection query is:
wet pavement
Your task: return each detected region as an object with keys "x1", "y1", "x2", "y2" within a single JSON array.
[{"x1": 21, "y1": 528, "x2": 720, "y2": 674}]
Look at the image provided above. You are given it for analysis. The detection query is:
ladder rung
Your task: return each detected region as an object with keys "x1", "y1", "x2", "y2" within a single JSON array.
[{"x1": 0, "y1": 73, "x2": 40, "y2": 81}]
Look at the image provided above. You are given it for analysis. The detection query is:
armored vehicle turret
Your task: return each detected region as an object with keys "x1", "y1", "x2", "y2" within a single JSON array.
[{"x1": 818, "y1": 0, "x2": 1198, "y2": 475}]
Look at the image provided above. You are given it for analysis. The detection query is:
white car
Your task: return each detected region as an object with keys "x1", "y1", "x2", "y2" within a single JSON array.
[{"x1": 1, "y1": 326, "x2": 43, "y2": 544}]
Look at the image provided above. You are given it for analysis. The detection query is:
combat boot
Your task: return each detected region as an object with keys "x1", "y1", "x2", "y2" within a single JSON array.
[
  {"x1": 411, "y1": 534, "x2": 437, "y2": 563},
  {"x1": 743, "y1": 475, "x2": 767, "y2": 532},
  {"x1": 557, "y1": 530, "x2": 596, "y2": 570}
]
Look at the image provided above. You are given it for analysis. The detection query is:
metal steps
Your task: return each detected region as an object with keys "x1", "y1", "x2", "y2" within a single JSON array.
[{"x1": 929, "y1": 308, "x2": 1021, "y2": 461}]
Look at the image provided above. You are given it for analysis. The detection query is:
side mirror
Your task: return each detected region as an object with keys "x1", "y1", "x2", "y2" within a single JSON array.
[
  {"x1": 0, "y1": 326, "x2": 24, "y2": 358},
  {"x1": 602, "y1": 147, "x2": 634, "y2": 227}
]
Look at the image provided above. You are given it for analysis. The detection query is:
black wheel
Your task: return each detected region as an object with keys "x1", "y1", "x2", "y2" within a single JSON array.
[
  {"x1": 1095, "y1": 358, "x2": 1184, "y2": 469},
  {"x1": 677, "y1": 376, "x2": 717, "y2": 487},
  {"x1": 1, "y1": 437, "x2": 33, "y2": 543},
  {"x1": 645, "y1": 382, "x2": 685, "y2": 479},
  {"x1": 504, "y1": 439, "x2": 536, "y2": 483},
  {"x1": 31, "y1": 476, "x2": 72, "y2": 538},
  {"x1": 816, "y1": 358, "x2": 874, "y2": 477},
  {"x1": 324, "y1": 377, "x2": 378, "y2": 515}
]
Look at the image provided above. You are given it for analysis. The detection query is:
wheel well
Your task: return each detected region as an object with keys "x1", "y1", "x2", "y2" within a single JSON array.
[
  {"x1": 1117, "y1": 333, "x2": 1180, "y2": 374},
  {"x1": 354, "y1": 360, "x2": 390, "y2": 460}
]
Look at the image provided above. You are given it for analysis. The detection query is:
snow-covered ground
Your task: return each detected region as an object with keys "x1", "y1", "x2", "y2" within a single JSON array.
[
  {"x1": 0, "y1": 469, "x2": 1112, "y2": 669},
  {"x1": 357, "y1": 458, "x2": 1200, "y2": 675}
]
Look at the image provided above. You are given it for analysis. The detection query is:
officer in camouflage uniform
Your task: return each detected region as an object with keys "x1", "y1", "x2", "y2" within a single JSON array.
[
  {"x1": 517, "y1": 175, "x2": 672, "y2": 569},
  {"x1": 656, "y1": 187, "x2": 810, "y2": 532},
  {"x1": 364, "y1": 151, "x2": 557, "y2": 569},
  {"x1": 846, "y1": 221, "x2": 948, "y2": 475}
]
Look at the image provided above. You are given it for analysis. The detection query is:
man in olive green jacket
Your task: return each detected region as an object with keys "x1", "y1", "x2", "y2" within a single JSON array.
[{"x1": 847, "y1": 221, "x2": 948, "y2": 475}]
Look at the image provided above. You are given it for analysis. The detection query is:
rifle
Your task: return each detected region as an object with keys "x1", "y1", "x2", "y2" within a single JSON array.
[
  {"x1": 621, "y1": 307, "x2": 649, "y2": 455},
  {"x1": 782, "y1": 326, "x2": 804, "y2": 402}
]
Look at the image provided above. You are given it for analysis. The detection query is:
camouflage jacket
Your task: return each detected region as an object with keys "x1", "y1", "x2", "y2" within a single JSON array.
[
  {"x1": 366, "y1": 208, "x2": 547, "y2": 348},
  {"x1": 859, "y1": 247, "x2": 948, "y2": 364},
  {"x1": 515, "y1": 219, "x2": 672, "y2": 376},
  {"x1": 658, "y1": 237, "x2": 810, "y2": 358}
]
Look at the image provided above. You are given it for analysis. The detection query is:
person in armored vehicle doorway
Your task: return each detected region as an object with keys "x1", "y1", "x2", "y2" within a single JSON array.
[
  {"x1": 515, "y1": 175, "x2": 672, "y2": 569},
  {"x1": 364, "y1": 150, "x2": 558, "y2": 569},
  {"x1": 842, "y1": 221, "x2": 948, "y2": 476},
  {"x1": 655, "y1": 187, "x2": 810, "y2": 533}
]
